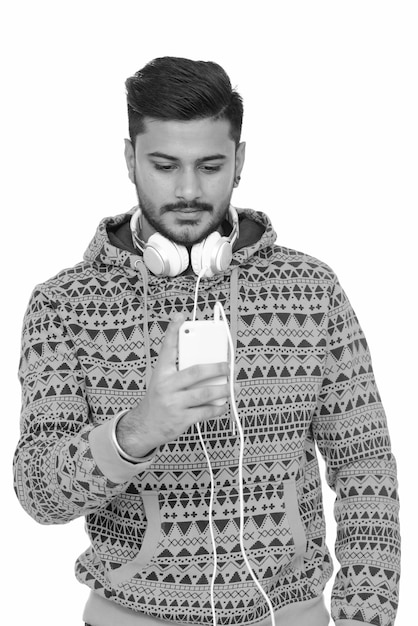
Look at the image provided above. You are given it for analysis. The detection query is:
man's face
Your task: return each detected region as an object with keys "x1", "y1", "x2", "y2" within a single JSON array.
[{"x1": 124, "y1": 117, "x2": 245, "y2": 246}]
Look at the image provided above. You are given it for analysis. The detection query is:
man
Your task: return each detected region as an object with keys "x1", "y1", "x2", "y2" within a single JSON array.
[{"x1": 14, "y1": 57, "x2": 400, "y2": 626}]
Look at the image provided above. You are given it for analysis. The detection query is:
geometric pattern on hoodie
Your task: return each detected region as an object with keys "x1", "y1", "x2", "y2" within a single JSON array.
[{"x1": 14, "y1": 209, "x2": 400, "y2": 625}]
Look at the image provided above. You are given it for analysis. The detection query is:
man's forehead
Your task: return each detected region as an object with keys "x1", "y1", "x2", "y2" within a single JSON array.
[{"x1": 134, "y1": 117, "x2": 235, "y2": 158}]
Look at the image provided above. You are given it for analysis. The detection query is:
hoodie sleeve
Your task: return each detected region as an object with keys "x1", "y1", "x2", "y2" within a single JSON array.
[
  {"x1": 312, "y1": 276, "x2": 400, "y2": 626},
  {"x1": 13, "y1": 286, "x2": 154, "y2": 525}
]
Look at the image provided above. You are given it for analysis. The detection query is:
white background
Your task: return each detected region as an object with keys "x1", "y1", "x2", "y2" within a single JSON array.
[{"x1": 1, "y1": 1, "x2": 416, "y2": 624}]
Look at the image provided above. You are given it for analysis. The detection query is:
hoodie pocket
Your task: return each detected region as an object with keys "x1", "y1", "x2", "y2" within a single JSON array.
[
  {"x1": 106, "y1": 479, "x2": 307, "y2": 586},
  {"x1": 107, "y1": 491, "x2": 161, "y2": 585},
  {"x1": 244, "y1": 477, "x2": 307, "y2": 577},
  {"x1": 282, "y1": 478, "x2": 307, "y2": 567}
]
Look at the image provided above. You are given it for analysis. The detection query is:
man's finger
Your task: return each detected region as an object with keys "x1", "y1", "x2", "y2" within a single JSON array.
[
  {"x1": 178, "y1": 362, "x2": 229, "y2": 386},
  {"x1": 157, "y1": 313, "x2": 185, "y2": 364}
]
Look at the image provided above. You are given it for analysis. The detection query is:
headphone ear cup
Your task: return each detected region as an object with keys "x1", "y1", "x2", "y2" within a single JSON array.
[
  {"x1": 191, "y1": 233, "x2": 219, "y2": 277},
  {"x1": 214, "y1": 238, "x2": 233, "y2": 272},
  {"x1": 144, "y1": 233, "x2": 189, "y2": 277},
  {"x1": 191, "y1": 232, "x2": 233, "y2": 277}
]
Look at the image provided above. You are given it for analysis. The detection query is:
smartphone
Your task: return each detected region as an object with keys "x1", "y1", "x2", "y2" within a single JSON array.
[{"x1": 178, "y1": 320, "x2": 229, "y2": 406}]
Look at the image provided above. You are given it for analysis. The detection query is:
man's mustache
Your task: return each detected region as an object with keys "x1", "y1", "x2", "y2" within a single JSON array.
[{"x1": 162, "y1": 201, "x2": 213, "y2": 213}]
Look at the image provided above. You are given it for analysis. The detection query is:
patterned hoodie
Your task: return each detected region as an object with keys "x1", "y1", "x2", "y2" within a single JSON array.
[{"x1": 14, "y1": 208, "x2": 400, "y2": 626}]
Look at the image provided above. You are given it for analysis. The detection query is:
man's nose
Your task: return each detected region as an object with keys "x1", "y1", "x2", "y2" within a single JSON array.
[{"x1": 175, "y1": 169, "x2": 202, "y2": 201}]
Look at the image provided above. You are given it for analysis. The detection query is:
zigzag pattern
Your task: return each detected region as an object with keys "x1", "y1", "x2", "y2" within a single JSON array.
[{"x1": 14, "y1": 209, "x2": 400, "y2": 625}]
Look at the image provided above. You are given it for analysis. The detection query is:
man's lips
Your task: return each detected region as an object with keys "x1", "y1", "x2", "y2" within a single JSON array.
[
  {"x1": 172, "y1": 208, "x2": 203, "y2": 213},
  {"x1": 163, "y1": 202, "x2": 213, "y2": 214}
]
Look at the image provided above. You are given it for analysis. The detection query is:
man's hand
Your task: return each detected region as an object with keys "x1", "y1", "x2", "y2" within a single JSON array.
[{"x1": 116, "y1": 314, "x2": 230, "y2": 458}]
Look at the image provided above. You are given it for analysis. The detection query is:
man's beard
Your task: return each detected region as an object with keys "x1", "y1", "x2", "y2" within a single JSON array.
[{"x1": 134, "y1": 183, "x2": 233, "y2": 246}]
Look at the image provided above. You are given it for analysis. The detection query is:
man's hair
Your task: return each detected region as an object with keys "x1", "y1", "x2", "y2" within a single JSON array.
[{"x1": 125, "y1": 57, "x2": 243, "y2": 148}]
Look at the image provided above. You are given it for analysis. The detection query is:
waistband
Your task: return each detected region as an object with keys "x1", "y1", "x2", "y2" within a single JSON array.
[{"x1": 83, "y1": 591, "x2": 330, "y2": 626}]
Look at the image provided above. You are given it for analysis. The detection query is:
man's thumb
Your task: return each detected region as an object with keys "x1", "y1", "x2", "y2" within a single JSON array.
[{"x1": 158, "y1": 313, "x2": 185, "y2": 362}]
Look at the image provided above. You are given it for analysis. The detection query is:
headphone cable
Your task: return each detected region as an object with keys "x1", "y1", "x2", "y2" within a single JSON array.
[{"x1": 192, "y1": 269, "x2": 276, "y2": 626}]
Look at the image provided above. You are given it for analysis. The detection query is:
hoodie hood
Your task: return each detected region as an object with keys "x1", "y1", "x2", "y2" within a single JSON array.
[{"x1": 83, "y1": 207, "x2": 277, "y2": 278}]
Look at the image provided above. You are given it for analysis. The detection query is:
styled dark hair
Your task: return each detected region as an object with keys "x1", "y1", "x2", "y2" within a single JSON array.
[{"x1": 125, "y1": 57, "x2": 243, "y2": 147}]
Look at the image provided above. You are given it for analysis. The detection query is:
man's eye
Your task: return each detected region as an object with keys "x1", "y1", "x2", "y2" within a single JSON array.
[
  {"x1": 200, "y1": 165, "x2": 222, "y2": 173},
  {"x1": 154, "y1": 163, "x2": 176, "y2": 171}
]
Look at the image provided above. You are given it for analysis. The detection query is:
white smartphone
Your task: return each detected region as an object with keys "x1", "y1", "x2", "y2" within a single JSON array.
[{"x1": 178, "y1": 320, "x2": 229, "y2": 406}]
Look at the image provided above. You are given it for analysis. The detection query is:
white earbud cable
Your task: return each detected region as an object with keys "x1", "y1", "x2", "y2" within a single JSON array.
[
  {"x1": 192, "y1": 269, "x2": 275, "y2": 626},
  {"x1": 216, "y1": 302, "x2": 276, "y2": 626}
]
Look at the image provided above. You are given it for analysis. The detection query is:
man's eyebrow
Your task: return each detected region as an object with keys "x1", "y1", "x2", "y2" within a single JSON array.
[
  {"x1": 147, "y1": 151, "x2": 227, "y2": 163},
  {"x1": 196, "y1": 154, "x2": 227, "y2": 164}
]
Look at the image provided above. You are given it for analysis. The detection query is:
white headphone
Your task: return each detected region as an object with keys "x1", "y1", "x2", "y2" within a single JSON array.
[{"x1": 130, "y1": 205, "x2": 239, "y2": 277}]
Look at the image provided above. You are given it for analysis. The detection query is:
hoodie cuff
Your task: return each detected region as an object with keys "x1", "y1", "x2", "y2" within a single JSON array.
[{"x1": 89, "y1": 415, "x2": 156, "y2": 484}]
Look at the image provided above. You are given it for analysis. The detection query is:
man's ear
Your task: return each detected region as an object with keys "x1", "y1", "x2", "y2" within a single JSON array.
[
  {"x1": 235, "y1": 141, "x2": 246, "y2": 181},
  {"x1": 124, "y1": 138, "x2": 136, "y2": 184}
]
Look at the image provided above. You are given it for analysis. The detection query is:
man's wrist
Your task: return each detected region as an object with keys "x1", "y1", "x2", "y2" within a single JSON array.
[{"x1": 112, "y1": 410, "x2": 156, "y2": 463}]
